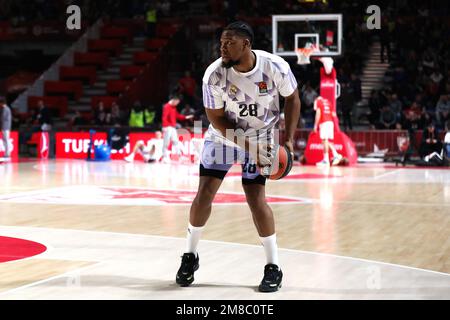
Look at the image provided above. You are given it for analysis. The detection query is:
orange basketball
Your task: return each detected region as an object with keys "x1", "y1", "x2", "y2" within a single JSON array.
[{"x1": 263, "y1": 145, "x2": 293, "y2": 180}]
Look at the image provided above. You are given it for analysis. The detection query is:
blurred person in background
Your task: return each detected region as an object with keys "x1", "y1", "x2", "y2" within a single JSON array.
[
  {"x1": 419, "y1": 122, "x2": 442, "y2": 160},
  {"x1": 36, "y1": 100, "x2": 53, "y2": 132},
  {"x1": 178, "y1": 70, "x2": 198, "y2": 108},
  {"x1": 1, "y1": 96, "x2": 12, "y2": 161},
  {"x1": 161, "y1": 94, "x2": 193, "y2": 163},
  {"x1": 124, "y1": 131, "x2": 163, "y2": 163}
]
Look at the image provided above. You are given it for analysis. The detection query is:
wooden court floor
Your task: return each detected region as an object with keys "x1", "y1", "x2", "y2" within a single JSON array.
[{"x1": 0, "y1": 159, "x2": 449, "y2": 299}]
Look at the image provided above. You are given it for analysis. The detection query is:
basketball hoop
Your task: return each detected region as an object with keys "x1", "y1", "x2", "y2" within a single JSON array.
[{"x1": 295, "y1": 45, "x2": 318, "y2": 65}]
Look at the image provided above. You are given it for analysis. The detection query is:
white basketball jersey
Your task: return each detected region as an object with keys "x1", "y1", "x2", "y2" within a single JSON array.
[{"x1": 202, "y1": 50, "x2": 298, "y2": 145}]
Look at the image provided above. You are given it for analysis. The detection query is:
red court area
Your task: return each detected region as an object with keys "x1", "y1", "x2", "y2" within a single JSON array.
[{"x1": 0, "y1": 236, "x2": 47, "y2": 263}]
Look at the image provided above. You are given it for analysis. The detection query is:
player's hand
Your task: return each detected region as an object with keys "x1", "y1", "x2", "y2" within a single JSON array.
[
  {"x1": 186, "y1": 115, "x2": 194, "y2": 120},
  {"x1": 249, "y1": 142, "x2": 273, "y2": 168},
  {"x1": 284, "y1": 140, "x2": 295, "y2": 159}
]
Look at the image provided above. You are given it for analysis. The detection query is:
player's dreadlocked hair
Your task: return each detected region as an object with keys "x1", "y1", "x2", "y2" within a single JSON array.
[{"x1": 223, "y1": 21, "x2": 254, "y2": 46}]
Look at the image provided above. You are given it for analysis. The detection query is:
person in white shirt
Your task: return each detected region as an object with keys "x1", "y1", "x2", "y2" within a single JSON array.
[{"x1": 124, "y1": 131, "x2": 163, "y2": 163}]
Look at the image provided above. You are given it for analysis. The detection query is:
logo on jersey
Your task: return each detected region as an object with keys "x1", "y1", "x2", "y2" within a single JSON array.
[
  {"x1": 229, "y1": 85, "x2": 238, "y2": 96},
  {"x1": 323, "y1": 100, "x2": 331, "y2": 113},
  {"x1": 258, "y1": 81, "x2": 268, "y2": 95}
]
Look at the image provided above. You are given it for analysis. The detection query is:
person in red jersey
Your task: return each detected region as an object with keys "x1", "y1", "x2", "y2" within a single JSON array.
[
  {"x1": 161, "y1": 95, "x2": 193, "y2": 162},
  {"x1": 313, "y1": 96, "x2": 342, "y2": 166}
]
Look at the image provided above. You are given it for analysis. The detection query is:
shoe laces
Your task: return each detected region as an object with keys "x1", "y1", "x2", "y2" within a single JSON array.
[
  {"x1": 180, "y1": 254, "x2": 196, "y2": 272},
  {"x1": 263, "y1": 264, "x2": 280, "y2": 282}
]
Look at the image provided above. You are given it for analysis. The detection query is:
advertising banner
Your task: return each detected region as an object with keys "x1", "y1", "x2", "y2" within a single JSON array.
[{"x1": 0, "y1": 131, "x2": 19, "y2": 160}]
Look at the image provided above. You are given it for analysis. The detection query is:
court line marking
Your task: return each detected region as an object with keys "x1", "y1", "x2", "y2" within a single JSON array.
[
  {"x1": 1, "y1": 224, "x2": 449, "y2": 280},
  {"x1": 0, "y1": 187, "x2": 43, "y2": 191},
  {"x1": 3, "y1": 196, "x2": 446, "y2": 209},
  {"x1": 0, "y1": 185, "x2": 313, "y2": 206},
  {"x1": 373, "y1": 169, "x2": 402, "y2": 180},
  {"x1": 0, "y1": 225, "x2": 448, "y2": 298},
  {"x1": 314, "y1": 200, "x2": 450, "y2": 207},
  {"x1": 0, "y1": 262, "x2": 104, "y2": 297},
  {"x1": 1, "y1": 185, "x2": 449, "y2": 207},
  {"x1": 29, "y1": 160, "x2": 450, "y2": 184}
]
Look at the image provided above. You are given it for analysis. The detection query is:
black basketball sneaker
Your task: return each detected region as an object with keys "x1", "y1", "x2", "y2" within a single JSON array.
[
  {"x1": 176, "y1": 253, "x2": 199, "y2": 287},
  {"x1": 258, "y1": 264, "x2": 283, "y2": 292}
]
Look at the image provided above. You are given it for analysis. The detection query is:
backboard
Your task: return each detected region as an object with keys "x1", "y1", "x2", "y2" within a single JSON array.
[{"x1": 272, "y1": 14, "x2": 343, "y2": 57}]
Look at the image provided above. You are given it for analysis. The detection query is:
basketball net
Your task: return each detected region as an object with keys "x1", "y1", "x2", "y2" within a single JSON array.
[{"x1": 296, "y1": 44, "x2": 318, "y2": 65}]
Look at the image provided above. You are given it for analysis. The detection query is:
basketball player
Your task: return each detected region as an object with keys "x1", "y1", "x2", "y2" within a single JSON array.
[
  {"x1": 161, "y1": 95, "x2": 194, "y2": 163},
  {"x1": 0, "y1": 96, "x2": 12, "y2": 161},
  {"x1": 176, "y1": 21, "x2": 301, "y2": 292},
  {"x1": 313, "y1": 96, "x2": 342, "y2": 166},
  {"x1": 124, "y1": 131, "x2": 163, "y2": 163}
]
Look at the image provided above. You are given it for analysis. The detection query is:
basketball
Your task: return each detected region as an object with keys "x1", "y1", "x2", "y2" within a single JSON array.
[{"x1": 262, "y1": 145, "x2": 293, "y2": 180}]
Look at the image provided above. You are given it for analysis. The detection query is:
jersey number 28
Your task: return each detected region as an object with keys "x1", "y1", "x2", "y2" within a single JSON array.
[{"x1": 239, "y1": 104, "x2": 258, "y2": 117}]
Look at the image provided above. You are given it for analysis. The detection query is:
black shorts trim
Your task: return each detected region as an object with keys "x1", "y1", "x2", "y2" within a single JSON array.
[
  {"x1": 242, "y1": 175, "x2": 266, "y2": 186},
  {"x1": 199, "y1": 164, "x2": 228, "y2": 180},
  {"x1": 199, "y1": 164, "x2": 266, "y2": 185}
]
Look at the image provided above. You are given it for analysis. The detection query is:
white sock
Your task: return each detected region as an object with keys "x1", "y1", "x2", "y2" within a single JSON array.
[
  {"x1": 260, "y1": 234, "x2": 279, "y2": 266},
  {"x1": 186, "y1": 223, "x2": 204, "y2": 255},
  {"x1": 323, "y1": 153, "x2": 329, "y2": 162},
  {"x1": 331, "y1": 149, "x2": 338, "y2": 158}
]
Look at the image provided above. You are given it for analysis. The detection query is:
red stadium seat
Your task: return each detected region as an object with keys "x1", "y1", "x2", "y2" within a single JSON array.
[
  {"x1": 156, "y1": 24, "x2": 179, "y2": 38},
  {"x1": 133, "y1": 52, "x2": 158, "y2": 65},
  {"x1": 44, "y1": 81, "x2": 83, "y2": 101},
  {"x1": 91, "y1": 96, "x2": 118, "y2": 110},
  {"x1": 88, "y1": 39, "x2": 123, "y2": 56},
  {"x1": 28, "y1": 96, "x2": 68, "y2": 117},
  {"x1": 26, "y1": 132, "x2": 41, "y2": 148},
  {"x1": 107, "y1": 80, "x2": 132, "y2": 96},
  {"x1": 144, "y1": 38, "x2": 169, "y2": 51},
  {"x1": 103, "y1": 19, "x2": 146, "y2": 37},
  {"x1": 60, "y1": 66, "x2": 97, "y2": 85},
  {"x1": 101, "y1": 26, "x2": 132, "y2": 44},
  {"x1": 74, "y1": 52, "x2": 109, "y2": 69},
  {"x1": 82, "y1": 112, "x2": 93, "y2": 122},
  {"x1": 120, "y1": 65, "x2": 144, "y2": 80}
]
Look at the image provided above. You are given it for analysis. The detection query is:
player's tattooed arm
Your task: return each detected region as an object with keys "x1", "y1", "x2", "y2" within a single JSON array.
[{"x1": 283, "y1": 89, "x2": 301, "y2": 154}]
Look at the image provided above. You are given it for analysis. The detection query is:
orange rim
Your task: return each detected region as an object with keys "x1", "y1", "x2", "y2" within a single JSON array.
[{"x1": 296, "y1": 47, "x2": 316, "y2": 57}]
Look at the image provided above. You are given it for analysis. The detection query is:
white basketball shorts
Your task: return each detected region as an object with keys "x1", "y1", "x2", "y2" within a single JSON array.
[{"x1": 319, "y1": 121, "x2": 334, "y2": 140}]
